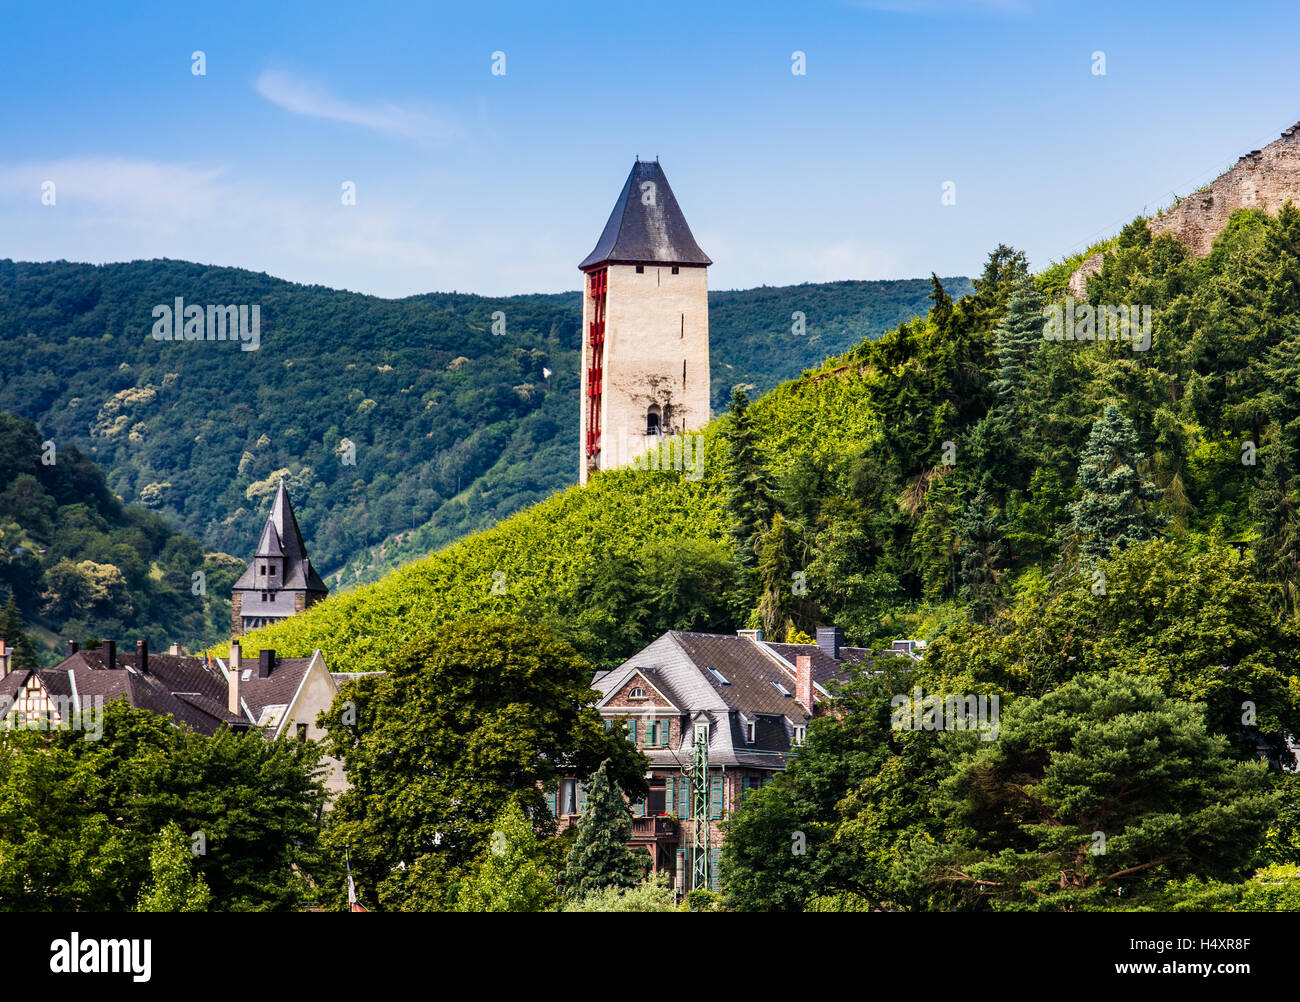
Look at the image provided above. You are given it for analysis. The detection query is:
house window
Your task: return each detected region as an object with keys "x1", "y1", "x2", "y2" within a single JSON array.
[
  {"x1": 297, "y1": 723, "x2": 308, "y2": 742},
  {"x1": 746, "y1": 721, "x2": 755, "y2": 744},
  {"x1": 646, "y1": 407, "x2": 661, "y2": 436},
  {"x1": 794, "y1": 725, "x2": 806, "y2": 746},
  {"x1": 260, "y1": 564, "x2": 266, "y2": 575},
  {"x1": 629, "y1": 686, "x2": 647, "y2": 699},
  {"x1": 635, "y1": 265, "x2": 645, "y2": 274},
  {"x1": 560, "y1": 778, "x2": 579, "y2": 816},
  {"x1": 672, "y1": 266, "x2": 679, "y2": 275},
  {"x1": 647, "y1": 780, "x2": 666, "y2": 816}
]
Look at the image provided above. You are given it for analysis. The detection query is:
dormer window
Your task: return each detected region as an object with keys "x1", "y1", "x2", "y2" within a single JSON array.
[
  {"x1": 793, "y1": 725, "x2": 806, "y2": 746},
  {"x1": 746, "y1": 721, "x2": 756, "y2": 744}
]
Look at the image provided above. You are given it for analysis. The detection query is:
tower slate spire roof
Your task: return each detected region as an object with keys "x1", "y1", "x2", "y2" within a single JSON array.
[
  {"x1": 231, "y1": 479, "x2": 327, "y2": 635},
  {"x1": 579, "y1": 160, "x2": 712, "y2": 270}
]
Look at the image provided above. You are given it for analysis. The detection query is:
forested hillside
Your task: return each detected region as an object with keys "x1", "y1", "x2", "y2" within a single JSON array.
[
  {"x1": 0, "y1": 259, "x2": 962, "y2": 586},
  {"x1": 232, "y1": 208, "x2": 1300, "y2": 911},
  {"x1": 0, "y1": 412, "x2": 233, "y2": 663}
]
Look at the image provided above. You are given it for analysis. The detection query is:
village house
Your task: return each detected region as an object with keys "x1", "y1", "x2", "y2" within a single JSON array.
[
  {"x1": 0, "y1": 638, "x2": 352, "y2": 793},
  {"x1": 550, "y1": 626, "x2": 876, "y2": 894}
]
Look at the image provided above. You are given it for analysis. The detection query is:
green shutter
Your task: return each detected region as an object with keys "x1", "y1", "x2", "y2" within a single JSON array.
[
  {"x1": 710, "y1": 776, "x2": 723, "y2": 819},
  {"x1": 577, "y1": 782, "x2": 587, "y2": 814},
  {"x1": 628, "y1": 718, "x2": 637, "y2": 744},
  {"x1": 709, "y1": 848, "x2": 722, "y2": 891},
  {"x1": 664, "y1": 776, "x2": 674, "y2": 815},
  {"x1": 677, "y1": 776, "x2": 691, "y2": 818},
  {"x1": 545, "y1": 790, "x2": 557, "y2": 817}
]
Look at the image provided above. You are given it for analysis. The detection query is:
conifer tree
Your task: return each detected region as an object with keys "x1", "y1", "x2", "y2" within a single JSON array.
[
  {"x1": 0, "y1": 597, "x2": 38, "y2": 672},
  {"x1": 1068, "y1": 404, "x2": 1165, "y2": 561},
  {"x1": 562, "y1": 760, "x2": 648, "y2": 900},
  {"x1": 957, "y1": 489, "x2": 1006, "y2": 624},
  {"x1": 991, "y1": 277, "x2": 1047, "y2": 425},
  {"x1": 723, "y1": 388, "x2": 778, "y2": 569},
  {"x1": 1252, "y1": 427, "x2": 1300, "y2": 614}
]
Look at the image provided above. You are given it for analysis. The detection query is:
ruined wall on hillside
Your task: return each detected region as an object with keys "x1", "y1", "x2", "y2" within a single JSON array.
[{"x1": 1069, "y1": 121, "x2": 1300, "y2": 298}]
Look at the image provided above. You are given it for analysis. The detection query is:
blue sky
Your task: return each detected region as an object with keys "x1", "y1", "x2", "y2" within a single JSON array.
[{"x1": 4, "y1": 0, "x2": 1300, "y2": 297}]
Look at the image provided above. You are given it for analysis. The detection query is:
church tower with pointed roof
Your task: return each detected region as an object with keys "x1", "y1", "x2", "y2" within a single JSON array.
[
  {"x1": 230, "y1": 479, "x2": 328, "y2": 635},
  {"x1": 578, "y1": 160, "x2": 712, "y2": 484}
]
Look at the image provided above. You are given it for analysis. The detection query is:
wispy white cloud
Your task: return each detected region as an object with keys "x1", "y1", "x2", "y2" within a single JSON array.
[{"x1": 255, "y1": 69, "x2": 458, "y2": 142}]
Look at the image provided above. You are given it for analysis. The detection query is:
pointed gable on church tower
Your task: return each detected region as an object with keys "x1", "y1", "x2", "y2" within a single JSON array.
[{"x1": 231, "y1": 479, "x2": 328, "y2": 636}]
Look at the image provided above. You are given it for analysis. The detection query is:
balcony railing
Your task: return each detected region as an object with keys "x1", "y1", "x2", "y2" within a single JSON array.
[{"x1": 630, "y1": 816, "x2": 679, "y2": 840}]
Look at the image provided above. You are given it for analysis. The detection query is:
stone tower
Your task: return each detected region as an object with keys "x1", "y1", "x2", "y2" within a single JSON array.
[
  {"x1": 578, "y1": 160, "x2": 711, "y2": 484},
  {"x1": 230, "y1": 479, "x2": 328, "y2": 635}
]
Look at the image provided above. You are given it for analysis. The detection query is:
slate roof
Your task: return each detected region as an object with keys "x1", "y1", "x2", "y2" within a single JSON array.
[
  {"x1": 28, "y1": 648, "x2": 248, "y2": 735},
  {"x1": 578, "y1": 160, "x2": 712, "y2": 270},
  {"x1": 13, "y1": 645, "x2": 335, "y2": 738},
  {"x1": 593, "y1": 630, "x2": 876, "y2": 769},
  {"x1": 233, "y1": 479, "x2": 328, "y2": 596}
]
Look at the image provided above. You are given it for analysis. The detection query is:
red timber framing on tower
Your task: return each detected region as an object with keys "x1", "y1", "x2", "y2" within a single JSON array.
[{"x1": 585, "y1": 266, "x2": 608, "y2": 459}]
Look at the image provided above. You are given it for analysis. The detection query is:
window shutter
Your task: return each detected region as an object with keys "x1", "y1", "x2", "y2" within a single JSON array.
[
  {"x1": 664, "y1": 776, "x2": 674, "y2": 814},
  {"x1": 545, "y1": 790, "x2": 557, "y2": 817},
  {"x1": 678, "y1": 776, "x2": 691, "y2": 818},
  {"x1": 628, "y1": 718, "x2": 638, "y2": 744},
  {"x1": 577, "y1": 782, "x2": 587, "y2": 814},
  {"x1": 709, "y1": 848, "x2": 721, "y2": 891},
  {"x1": 710, "y1": 776, "x2": 723, "y2": 819}
]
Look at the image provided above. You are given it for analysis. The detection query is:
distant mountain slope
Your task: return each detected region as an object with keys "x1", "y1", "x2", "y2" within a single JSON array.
[
  {"x1": 0, "y1": 259, "x2": 967, "y2": 583},
  {"x1": 0, "y1": 412, "x2": 233, "y2": 662}
]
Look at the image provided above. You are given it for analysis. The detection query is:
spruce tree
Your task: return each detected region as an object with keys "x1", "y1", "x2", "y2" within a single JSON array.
[
  {"x1": 562, "y1": 760, "x2": 648, "y2": 900},
  {"x1": 991, "y1": 277, "x2": 1047, "y2": 425},
  {"x1": 1068, "y1": 403, "x2": 1165, "y2": 561},
  {"x1": 1252, "y1": 427, "x2": 1300, "y2": 614},
  {"x1": 723, "y1": 388, "x2": 778, "y2": 569},
  {"x1": 957, "y1": 489, "x2": 1006, "y2": 624},
  {"x1": 0, "y1": 597, "x2": 38, "y2": 671}
]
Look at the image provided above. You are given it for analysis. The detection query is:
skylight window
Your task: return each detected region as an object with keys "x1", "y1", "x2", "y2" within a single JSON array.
[
  {"x1": 771, "y1": 680, "x2": 791, "y2": 696},
  {"x1": 707, "y1": 666, "x2": 730, "y2": 685}
]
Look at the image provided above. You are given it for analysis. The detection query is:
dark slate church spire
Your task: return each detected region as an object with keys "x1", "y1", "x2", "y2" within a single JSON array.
[{"x1": 231, "y1": 478, "x2": 328, "y2": 636}]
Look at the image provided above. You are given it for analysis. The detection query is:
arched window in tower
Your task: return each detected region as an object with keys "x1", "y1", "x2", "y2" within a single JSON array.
[{"x1": 646, "y1": 405, "x2": 661, "y2": 436}]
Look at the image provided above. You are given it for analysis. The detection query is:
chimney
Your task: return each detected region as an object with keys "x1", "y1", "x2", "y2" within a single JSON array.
[
  {"x1": 66, "y1": 640, "x2": 79, "y2": 656},
  {"x1": 737, "y1": 628, "x2": 763, "y2": 643},
  {"x1": 795, "y1": 654, "x2": 814, "y2": 713},
  {"x1": 816, "y1": 626, "x2": 843, "y2": 661},
  {"x1": 136, "y1": 639, "x2": 148, "y2": 674},
  {"x1": 228, "y1": 643, "x2": 242, "y2": 717},
  {"x1": 102, "y1": 640, "x2": 116, "y2": 670},
  {"x1": 168, "y1": 643, "x2": 182, "y2": 656},
  {"x1": 258, "y1": 648, "x2": 274, "y2": 679}
]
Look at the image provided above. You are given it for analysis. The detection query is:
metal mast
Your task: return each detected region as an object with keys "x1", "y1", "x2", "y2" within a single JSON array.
[{"x1": 689, "y1": 721, "x2": 710, "y2": 891}]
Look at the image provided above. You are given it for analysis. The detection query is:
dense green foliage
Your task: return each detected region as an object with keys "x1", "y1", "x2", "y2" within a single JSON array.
[
  {"x1": 454, "y1": 801, "x2": 558, "y2": 913},
  {"x1": 136, "y1": 821, "x2": 211, "y2": 912},
  {"x1": 318, "y1": 618, "x2": 646, "y2": 911},
  {"x1": 561, "y1": 759, "x2": 649, "y2": 899},
  {"x1": 0, "y1": 412, "x2": 237, "y2": 661},
  {"x1": 0, "y1": 700, "x2": 327, "y2": 910},
  {"x1": 0, "y1": 259, "x2": 960, "y2": 591}
]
